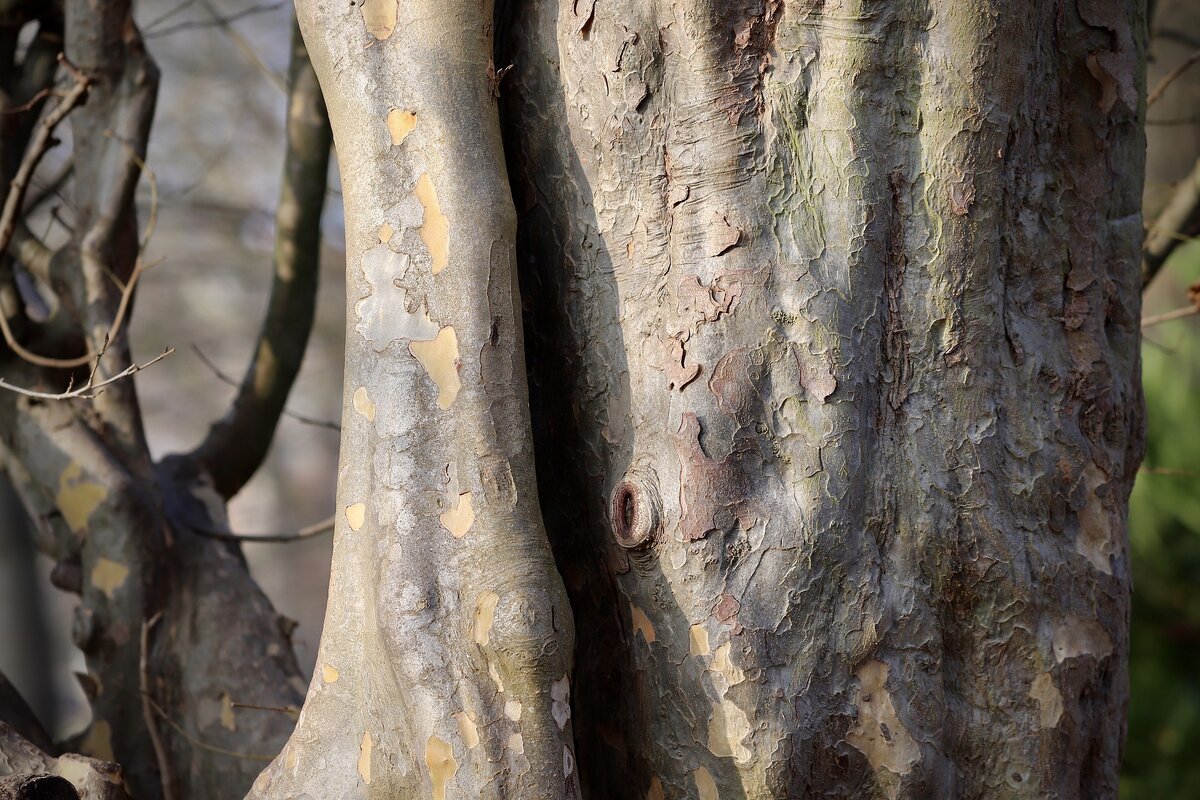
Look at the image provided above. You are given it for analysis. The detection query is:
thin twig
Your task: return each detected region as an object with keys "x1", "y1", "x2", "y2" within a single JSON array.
[
  {"x1": 1141, "y1": 305, "x2": 1200, "y2": 328},
  {"x1": 140, "y1": 692, "x2": 274, "y2": 762},
  {"x1": 1140, "y1": 465, "x2": 1200, "y2": 477},
  {"x1": 229, "y1": 701, "x2": 300, "y2": 718},
  {"x1": 0, "y1": 346, "x2": 173, "y2": 400},
  {"x1": 140, "y1": 612, "x2": 176, "y2": 800},
  {"x1": 190, "y1": 344, "x2": 340, "y2": 431},
  {"x1": 1148, "y1": 48, "x2": 1200, "y2": 107},
  {"x1": 146, "y1": 1, "x2": 286, "y2": 40},
  {"x1": 190, "y1": 515, "x2": 335, "y2": 544}
]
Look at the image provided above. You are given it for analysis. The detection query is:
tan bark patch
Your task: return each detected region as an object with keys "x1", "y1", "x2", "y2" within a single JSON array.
[
  {"x1": 220, "y1": 692, "x2": 237, "y2": 731},
  {"x1": 707, "y1": 698, "x2": 752, "y2": 763},
  {"x1": 1029, "y1": 672, "x2": 1063, "y2": 728},
  {"x1": 378, "y1": 223, "x2": 393, "y2": 243},
  {"x1": 90, "y1": 558, "x2": 129, "y2": 599},
  {"x1": 353, "y1": 387, "x2": 376, "y2": 421},
  {"x1": 455, "y1": 711, "x2": 479, "y2": 749},
  {"x1": 57, "y1": 462, "x2": 107, "y2": 534},
  {"x1": 387, "y1": 108, "x2": 417, "y2": 145},
  {"x1": 322, "y1": 664, "x2": 339, "y2": 684},
  {"x1": 345, "y1": 503, "x2": 366, "y2": 532},
  {"x1": 473, "y1": 590, "x2": 500, "y2": 645},
  {"x1": 631, "y1": 604, "x2": 656, "y2": 644},
  {"x1": 689, "y1": 624, "x2": 711, "y2": 657},
  {"x1": 504, "y1": 699, "x2": 523, "y2": 721},
  {"x1": 439, "y1": 491, "x2": 474, "y2": 538},
  {"x1": 846, "y1": 660, "x2": 921, "y2": 776},
  {"x1": 410, "y1": 326, "x2": 462, "y2": 410},
  {"x1": 415, "y1": 173, "x2": 449, "y2": 274},
  {"x1": 359, "y1": 0, "x2": 397, "y2": 39},
  {"x1": 358, "y1": 731, "x2": 373, "y2": 784},
  {"x1": 710, "y1": 642, "x2": 745, "y2": 692},
  {"x1": 1052, "y1": 617, "x2": 1114, "y2": 662},
  {"x1": 1075, "y1": 463, "x2": 1114, "y2": 574},
  {"x1": 646, "y1": 777, "x2": 666, "y2": 800},
  {"x1": 426, "y1": 735, "x2": 458, "y2": 800},
  {"x1": 706, "y1": 211, "x2": 742, "y2": 256},
  {"x1": 693, "y1": 766, "x2": 719, "y2": 800}
]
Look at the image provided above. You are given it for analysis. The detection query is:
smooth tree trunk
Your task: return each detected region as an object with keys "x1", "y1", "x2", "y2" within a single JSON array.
[{"x1": 256, "y1": 1, "x2": 1146, "y2": 798}]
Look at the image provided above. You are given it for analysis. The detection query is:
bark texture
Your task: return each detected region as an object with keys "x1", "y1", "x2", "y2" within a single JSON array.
[
  {"x1": 249, "y1": 1, "x2": 577, "y2": 798},
  {"x1": 499, "y1": 0, "x2": 1146, "y2": 797}
]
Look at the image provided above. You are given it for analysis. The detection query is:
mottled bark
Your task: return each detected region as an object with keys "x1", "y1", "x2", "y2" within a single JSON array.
[
  {"x1": 249, "y1": 1, "x2": 577, "y2": 798},
  {"x1": 500, "y1": 0, "x2": 1145, "y2": 798}
]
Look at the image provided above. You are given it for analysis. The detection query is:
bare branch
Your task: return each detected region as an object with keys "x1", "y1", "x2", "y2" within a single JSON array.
[
  {"x1": 145, "y1": 2, "x2": 286, "y2": 41},
  {"x1": 189, "y1": 21, "x2": 331, "y2": 498},
  {"x1": 1148, "y1": 47, "x2": 1200, "y2": 107},
  {"x1": 190, "y1": 344, "x2": 339, "y2": 431},
  {"x1": 188, "y1": 515, "x2": 334, "y2": 544},
  {"x1": 1141, "y1": 305, "x2": 1199, "y2": 328},
  {"x1": 140, "y1": 612, "x2": 176, "y2": 800},
  {"x1": 0, "y1": 346, "x2": 173, "y2": 400},
  {"x1": 1143, "y1": 156, "x2": 1200, "y2": 287}
]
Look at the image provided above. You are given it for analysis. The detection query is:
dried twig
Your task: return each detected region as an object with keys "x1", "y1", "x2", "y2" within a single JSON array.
[
  {"x1": 190, "y1": 514, "x2": 334, "y2": 544},
  {"x1": 140, "y1": 692, "x2": 273, "y2": 762},
  {"x1": 146, "y1": 1, "x2": 286, "y2": 41},
  {"x1": 140, "y1": 612, "x2": 176, "y2": 800},
  {"x1": 190, "y1": 344, "x2": 340, "y2": 431},
  {"x1": 1141, "y1": 305, "x2": 1200, "y2": 328},
  {"x1": 229, "y1": 701, "x2": 300, "y2": 718},
  {"x1": 0, "y1": 343, "x2": 174, "y2": 400},
  {"x1": 1143, "y1": 157, "x2": 1200, "y2": 287},
  {"x1": 1148, "y1": 47, "x2": 1200, "y2": 107}
]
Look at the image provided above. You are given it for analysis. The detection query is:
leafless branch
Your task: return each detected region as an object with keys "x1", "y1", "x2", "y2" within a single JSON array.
[
  {"x1": 1143, "y1": 156, "x2": 1200, "y2": 287},
  {"x1": 140, "y1": 612, "x2": 177, "y2": 800},
  {"x1": 0, "y1": 344, "x2": 174, "y2": 400},
  {"x1": 0, "y1": 56, "x2": 88, "y2": 267},
  {"x1": 189, "y1": 514, "x2": 334, "y2": 544},
  {"x1": 146, "y1": 2, "x2": 286, "y2": 40},
  {"x1": 1148, "y1": 48, "x2": 1200, "y2": 107},
  {"x1": 189, "y1": 21, "x2": 332, "y2": 498},
  {"x1": 140, "y1": 692, "x2": 273, "y2": 762},
  {"x1": 190, "y1": 344, "x2": 340, "y2": 431}
]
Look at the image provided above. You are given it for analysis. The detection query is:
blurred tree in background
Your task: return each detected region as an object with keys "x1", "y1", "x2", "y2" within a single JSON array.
[{"x1": 1125, "y1": 0, "x2": 1200, "y2": 796}]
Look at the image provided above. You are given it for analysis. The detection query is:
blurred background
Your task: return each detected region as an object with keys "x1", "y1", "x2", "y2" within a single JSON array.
[{"x1": 1, "y1": 1, "x2": 1199, "y2": 797}]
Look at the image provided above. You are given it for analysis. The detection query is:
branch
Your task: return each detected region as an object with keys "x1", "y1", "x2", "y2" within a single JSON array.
[
  {"x1": 0, "y1": 344, "x2": 173, "y2": 400},
  {"x1": 189, "y1": 515, "x2": 334, "y2": 544},
  {"x1": 188, "y1": 21, "x2": 331, "y2": 499},
  {"x1": 1148, "y1": 47, "x2": 1200, "y2": 107},
  {"x1": 140, "y1": 612, "x2": 176, "y2": 800},
  {"x1": 190, "y1": 344, "x2": 339, "y2": 431},
  {"x1": 1143, "y1": 156, "x2": 1200, "y2": 287}
]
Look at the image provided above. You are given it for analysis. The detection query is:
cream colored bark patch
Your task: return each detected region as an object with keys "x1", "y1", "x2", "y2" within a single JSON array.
[
  {"x1": 551, "y1": 675, "x2": 571, "y2": 729},
  {"x1": 504, "y1": 699, "x2": 523, "y2": 721},
  {"x1": 846, "y1": 660, "x2": 921, "y2": 775},
  {"x1": 647, "y1": 777, "x2": 666, "y2": 800},
  {"x1": 710, "y1": 642, "x2": 745, "y2": 692},
  {"x1": 57, "y1": 462, "x2": 106, "y2": 534},
  {"x1": 426, "y1": 735, "x2": 458, "y2": 800},
  {"x1": 631, "y1": 604, "x2": 656, "y2": 644},
  {"x1": 1076, "y1": 463, "x2": 1114, "y2": 574},
  {"x1": 410, "y1": 326, "x2": 461, "y2": 410},
  {"x1": 220, "y1": 692, "x2": 237, "y2": 731},
  {"x1": 689, "y1": 624, "x2": 711, "y2": 657},
  {"x1": 707, "y1": 699, "x2": 752, "y2": 763},
  {"x1": 455, "y1": 711, "x2": 479, "y2": 748},
  {"x1": 322, "y1": 664, "x2": 339, "y2": 684},
  {"x1": 81, "y1": 720, "x2": 114, "y2": 762},
  {"x1": 378, "y1": 223, "x2": 393, "y2": 243},
  {"x1": 1029, "y1": 672, "x2": 1063, "y2": 728},
  {"x1": 353, "y1": 387, "x2": 376, "y2": 421},
  {"x1": 91, "y1": 558, "x2": 129, "y2": 599},
  {"x1": 1052, "y1": 617, "x2": 1114, "y2": 662},
  {"x1": 440, "y1": 492, "x2": 474, "y2": 538},
  {"x1": 693, "y1": 767, "x2": 719, "y2": 800},
  {"x1": 415, "y1": 173, "x2": 449, "y2": 274},
  {"x1": 387, "y1": 109, "x2": 417, "y2": 145},
  {"x1": 355, "y1": 244, "x2": 439, "y2": 350},
  {"x1": 473, "y1": 590, "x2": 500, "y2": 645},
  {"x1": 359, "y1": 0, "x2": 397, "y2": 39},
  {"x1": 345, "y1": 503, "x2": 366, "y2": 532},
  {"x1": 507, "y1": 733, "x2": 524, "y2": 754},
  {"x1": 358, "y1": 731, "x2": 373, "y2": 784}
]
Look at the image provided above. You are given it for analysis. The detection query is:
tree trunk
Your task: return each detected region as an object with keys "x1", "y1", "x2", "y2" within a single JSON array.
[{"x1": 256, "y1": 0, "x2": 1146, "y2": 798}]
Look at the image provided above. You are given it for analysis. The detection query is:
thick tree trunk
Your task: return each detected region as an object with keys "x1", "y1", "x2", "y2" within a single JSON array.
[{"x1": 256, "y1": 1, "x2": 1146, "y2": 798}]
